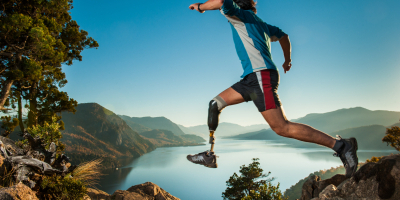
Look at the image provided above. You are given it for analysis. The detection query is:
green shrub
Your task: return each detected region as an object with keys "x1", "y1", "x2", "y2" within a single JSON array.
[
  {"x1": 40, "y1": 175, "x2": 87, "y2": 200},
  {"x1": 242, "y1": 182, "x2": 287, "y2": 200},
  {"x1": 382, "y1": 126, "x2": 400, "y2": 151},
  {"x1": 222, "y1": 158, "x2": 287, "y2": 200},
  {"x1": 17, "y1": 116, "x2": 65, "y2": 153}
]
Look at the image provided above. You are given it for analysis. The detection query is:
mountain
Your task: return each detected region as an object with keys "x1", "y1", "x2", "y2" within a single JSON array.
[
  {"x1": 119, "y1": 115, "x2": 185, "y2": 136},
  {"x1": 60, "y1": 103, "x2": 156, "y2": 166},
  {"x1": 228, "y1": 125, "x2": 394, "y2": 150},
  {"x1": 139, "y1": 129, "x2": 205, "y2": 147},
  {"x1": 177, "y1": 124, "x2": 203, "y2": 137},
  {"x1": 291, "y1": 107, "x2": 400, "y2": 133},
  {"x1": 186, "y1": 122, "x2": 269, "y2": 137},
  {"x1": 228, "y1": 107, "x2": 400, "y2": 149}
]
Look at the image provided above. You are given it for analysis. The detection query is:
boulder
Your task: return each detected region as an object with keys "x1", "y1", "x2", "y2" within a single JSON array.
[
  {"x1": 104, "y1": 182, "x2": 180, "y2": 200},
  {"x1": 109, "y1": 190, "x2": 145, "y2": 200},
  {"x1": 87, "y1": 188, "x2": 110, "y2": 200},
  {"x1": 0, "y1": 182, "x2": 39, "y2": 200},
  {"x1": 127, "y1": 182, "x2": 180, "y2": 200},
  {"x1": 300, "y1": 154, "x2": 400, "y2": 200}
]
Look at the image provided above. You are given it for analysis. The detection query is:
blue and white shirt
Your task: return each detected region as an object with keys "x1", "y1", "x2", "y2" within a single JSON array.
[{"x1": 221, "y1": 0, "x2": 286, "y2": 78}]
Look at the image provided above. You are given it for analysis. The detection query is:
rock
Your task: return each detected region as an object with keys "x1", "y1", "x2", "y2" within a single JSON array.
[
  {"x1": 127, "y1": 182, "x2": 180, "y2": 200},
  {"x1": 107, "y1": 182, "x2": 180, "y2": 200},
  {"x1": 300, "y1": 175, "x2": 321, "y2": 200},
  {"x1": 110, "y1": 190, "x2": 144, "y2": 200},
  {"x1": 0, "y1": 136, "x2": 23, "y2": 156},
  {"x1": 319, "y1": 184, "x2": 337, "y2": 198},
  {"x1": 299, "y1": 154, "x2": 400, "y2": 200},
  {"x1": 87, "y1": 188, "x2": 110, "y2": 200},
  {"x1": 0, "y1": 182, "x2": 39, "y2": 200}
]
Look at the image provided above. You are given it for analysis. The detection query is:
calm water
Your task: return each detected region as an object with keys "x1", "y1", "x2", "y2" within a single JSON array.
[{"x1": 97, "y1": 139, "x2": 396, "y2": 200}]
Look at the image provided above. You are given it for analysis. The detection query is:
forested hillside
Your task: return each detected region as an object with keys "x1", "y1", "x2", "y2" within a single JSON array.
[{"x1": 61, "y1": 103, "x2": 156, "y2": 168}]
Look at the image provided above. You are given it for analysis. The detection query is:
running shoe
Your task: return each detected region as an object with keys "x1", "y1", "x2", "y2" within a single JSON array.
[
  {"x1": 333, "y1": 136, "x2": 358, "y2": 178},
  {"x1": 187, "y1": 150, "x2": 218, "y2": 168}
]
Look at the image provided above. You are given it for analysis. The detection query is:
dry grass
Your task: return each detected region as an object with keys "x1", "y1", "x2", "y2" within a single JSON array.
[
  {"x1": 72, "y1": 159, "x2": 103, "y2": 188},
  {"x1": 0, "y1": 166, "x2": 15, "y2": 188}
]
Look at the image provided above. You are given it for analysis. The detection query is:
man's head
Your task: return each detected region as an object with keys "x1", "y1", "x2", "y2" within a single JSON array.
[{"x1": 233, "y1": 0, "x2": 257, "y2": 13}]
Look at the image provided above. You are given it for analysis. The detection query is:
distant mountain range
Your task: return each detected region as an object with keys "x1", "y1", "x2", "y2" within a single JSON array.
[
  {"x1": 119, "y1": 115, "x2": 186, "y2": 136},
  {"x1": 118, "y1": 115, "x2": 205, "y2": 147},
  {"x1": 59, "y1": 103, "x2": 156, "y2": 168},
  {"x1": 182, "y1": 122, "x2": 269, "y2": 137},
  {"x1": 2, "y1": 106, "x2": 399, "y2": 167},
  {"x1": 290, "y1": 107, "x2": 400, "y2": 133},
  {"x1": 139, "y1": 129, "x2": 205, "y2": 147},
  {"x1": 59, "y1": 103, "x2": 203, "y2": 168},
  {"x1": 226, "y1": 107, "x2": 400, "y2": 150}
]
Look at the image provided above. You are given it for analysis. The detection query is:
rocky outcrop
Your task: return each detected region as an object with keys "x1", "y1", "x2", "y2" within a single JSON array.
[
  {"x1": 300, "y1": 174, "x2": 347, "y2": 199},
  {"x1": 299, "y1": 154, "x2": 400, "y2": 200},
  {"x1": 0, "y1": 182, "x2": 39, "y2": 200},
  {"x1": 86, "y1": 188, "x2": 110, "y2": 200},
  {"x1": 86, "y1": 182, "x2": 180, "y2": 200}
]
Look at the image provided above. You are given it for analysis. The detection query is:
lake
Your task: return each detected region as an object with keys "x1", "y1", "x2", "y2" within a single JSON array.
[{"x1": 97, "y1": 139, "x2": 396, "y2": 199}]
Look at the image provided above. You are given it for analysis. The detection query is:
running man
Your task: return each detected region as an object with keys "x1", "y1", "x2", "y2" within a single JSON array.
[{"x1": 186, "y1": 0, "x2": 359, "y2": 177}]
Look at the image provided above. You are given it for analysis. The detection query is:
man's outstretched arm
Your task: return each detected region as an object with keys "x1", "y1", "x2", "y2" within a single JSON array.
[
  {"x1": 279, "y1": 34, "x2": 292, "y2": 73},
  {"x1": 189, "y1": 0, "x2": 224, "y2": 13}
]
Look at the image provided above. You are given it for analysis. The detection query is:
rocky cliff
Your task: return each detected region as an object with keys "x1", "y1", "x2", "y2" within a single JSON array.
[
  {"x1": 299, "y1": 154, "x2": 400, "y2": 200},
  {"x1": 0, "y1": 181, "x2": 180, "y2": 200},
  {"x1": 87, "y1": 182, "x2": 180, "y2": 200}
]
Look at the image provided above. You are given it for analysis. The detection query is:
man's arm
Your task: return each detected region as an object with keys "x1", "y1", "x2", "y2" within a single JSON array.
[
  {"x1": 279, "y1": 34, "x2": 292, "y2": 74},
  {"x1": 189, "y1": 0, "x2": 224, "y2": 13}
]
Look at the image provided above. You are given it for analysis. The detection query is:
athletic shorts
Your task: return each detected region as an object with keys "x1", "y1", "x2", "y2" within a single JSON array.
[{"x1": 231, "y1": 69, "x2": 281, "y2": 112}]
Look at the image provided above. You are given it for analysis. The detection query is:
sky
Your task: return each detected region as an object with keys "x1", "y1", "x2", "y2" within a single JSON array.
[{"x1": 63, "y1": 0, "x2": 400, "y2": 127}]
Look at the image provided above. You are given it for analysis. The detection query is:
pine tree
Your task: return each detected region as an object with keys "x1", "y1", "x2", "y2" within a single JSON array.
[
  {"x1": 222, "y1": 158, "x2": 287, "y2": 200},
  {"x1": 382, "y1": 126, "x2": 400, "y2": 151},
  {"x1": 0, "y1": 0, "x2": 98, "y2": 134}
]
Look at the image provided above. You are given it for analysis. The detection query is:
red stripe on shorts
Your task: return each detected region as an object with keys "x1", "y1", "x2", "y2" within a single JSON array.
[{"x1": 261, "y1": 70, "x2": 276, "y2": 110}]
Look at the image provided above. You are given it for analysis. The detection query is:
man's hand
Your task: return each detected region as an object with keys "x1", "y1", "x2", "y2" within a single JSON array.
[
  {"x1": 282, "y1": 60, "x2": 292, "y2": 74},
  {"x1": 279, "y1": 35, "x2": 292, "y2": 74},
  {"x1": 189, "y1": 3, "x2": 205, "y2": 13}
]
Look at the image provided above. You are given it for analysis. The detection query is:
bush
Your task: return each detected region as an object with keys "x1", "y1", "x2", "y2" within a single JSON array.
[
  {"x1": 40, "y1": 175, "x2": 87, "y2": 200},
  {"x1": 366, "y1": 156, "x2": 384, "y2": 163},
  {"x1": 222, "y1": 158, "x2": 287, "y2": 200},
  {"x1": 17, "y1": 116, "x2": 65, "y2": 153},
  {"x1": 382, "y1": 126, "x2": 400, "y2": 151}
]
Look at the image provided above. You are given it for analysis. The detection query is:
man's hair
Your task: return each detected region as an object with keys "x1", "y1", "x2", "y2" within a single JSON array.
[{"x1": 233, "y1": 0, "x2": 257, "y2": 13}]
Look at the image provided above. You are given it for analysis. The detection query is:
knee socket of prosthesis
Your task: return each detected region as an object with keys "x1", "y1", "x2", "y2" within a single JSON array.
[{"x1": 208, "y1": 96, "x2": 227, "y2": 132}]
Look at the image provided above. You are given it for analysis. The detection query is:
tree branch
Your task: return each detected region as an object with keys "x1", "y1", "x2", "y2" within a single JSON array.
[{"x1": 0, "y1": 52, "x2": 13, "y2": 57}]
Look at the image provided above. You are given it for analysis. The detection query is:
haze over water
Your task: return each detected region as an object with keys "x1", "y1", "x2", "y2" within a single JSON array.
[{"x1": 98, "y1": 139, "x2": 396, "y2": 199}]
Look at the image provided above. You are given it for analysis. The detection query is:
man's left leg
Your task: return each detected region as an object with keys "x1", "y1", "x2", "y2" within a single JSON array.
[
  {"x1": 261, "y1": 107, "x2": 336, "y2": 148},
  {"x1": 261, "y1": 107, "x2": 359, "y2": 177}
]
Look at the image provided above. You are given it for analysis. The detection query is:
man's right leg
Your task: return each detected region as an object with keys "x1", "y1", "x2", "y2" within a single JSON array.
[
  {"x1": 208, "y1": 87, "x2": 245, "y2": 133},
  {"x1": 187, "y1": 87, "x2": 245, "y2": 168}
]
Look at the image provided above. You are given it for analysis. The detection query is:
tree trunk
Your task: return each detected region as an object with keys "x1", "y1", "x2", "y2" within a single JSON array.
[
  {"x1": 0, "y1": 79, "x2": 14, "y2": 110},
  {"x1": 28, "y1": 82, "x2": 38, "y2": 127},
  {"x1": 18, "y1": 93, "x2": 25, "y2": 132}
]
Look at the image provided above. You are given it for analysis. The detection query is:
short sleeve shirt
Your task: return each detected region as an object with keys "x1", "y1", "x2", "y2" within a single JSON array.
[{"x1": 220, "y1": 0, "x2": 286, "y2": 78}]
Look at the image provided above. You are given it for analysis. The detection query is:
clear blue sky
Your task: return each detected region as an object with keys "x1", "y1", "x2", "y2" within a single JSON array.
[{"x1": 63, "y1": 0, "x2": 400, "y2": 127}]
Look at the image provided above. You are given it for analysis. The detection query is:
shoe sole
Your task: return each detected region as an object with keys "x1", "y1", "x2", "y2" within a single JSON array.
[{"x1": 186, "y1": 155, "x2": 218, "y2": 168}]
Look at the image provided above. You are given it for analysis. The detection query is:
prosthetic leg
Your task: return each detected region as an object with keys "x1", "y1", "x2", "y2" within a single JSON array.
[
  {"x1": 186, "y1": 96, "x2": 227, "y2": 168},
  {"x1": 207, "y1": 96, "x2": 226, "y2": 152},
  {"x1": 209, "y1": 131, "x2": 215, "y2": 152}
]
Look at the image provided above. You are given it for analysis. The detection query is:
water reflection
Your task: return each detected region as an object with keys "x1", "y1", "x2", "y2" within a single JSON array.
[{"x1": 97, "y1": 139, "x2": 397, "y2": 200}]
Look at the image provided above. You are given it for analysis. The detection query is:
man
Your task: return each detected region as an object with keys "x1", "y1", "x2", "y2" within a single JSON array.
[{"x1": 187, "y1": 0, "x2": 359, "y2": 177}]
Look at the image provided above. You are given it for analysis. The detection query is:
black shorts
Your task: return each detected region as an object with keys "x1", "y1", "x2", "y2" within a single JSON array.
[{"x1": 232, "y1": 69, "x2": 281, "y2": 112}]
